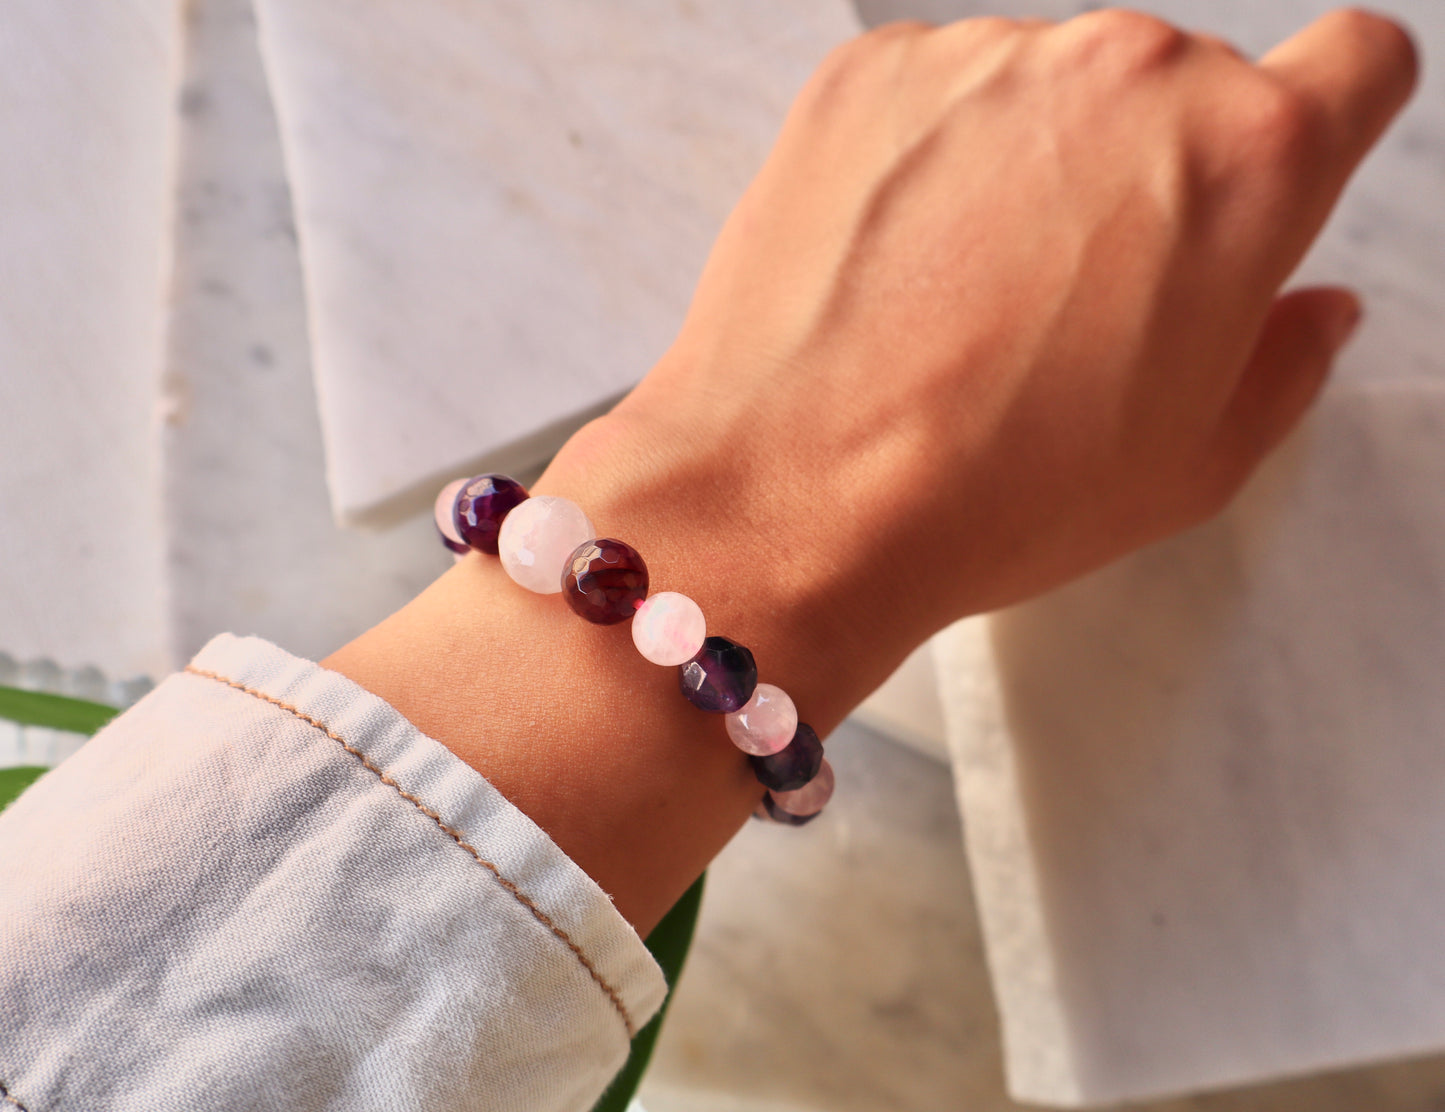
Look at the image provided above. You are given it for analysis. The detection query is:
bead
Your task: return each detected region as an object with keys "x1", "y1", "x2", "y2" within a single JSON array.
[
  {"x1": 749, "y1": 722, "x2": 823, "y2": 792},
  {"x1": 498, "y1": 496, "x2": 595, "y2": 594},
  {"x1": 679, "y1": 636, "x2": 757, "y2": 713},
  {"x1": 770, "y1": 757, "x2": 834, "y2": 816},
  {"x1": 563, "y1": 539, "x2": 649, "y2": 624},
  {"x1": 761, "y1": 793, "x2": 821, "y2": 826},
  {"x1": 725, "y1": 683, "x2": 797, "y2": 756},
  {"x1": 632, "y1": 592, "x2": 706, "y2": 666},
  {"x1": 455, "y1": 474, "x2": 529, "y2": 554},
  {"x1": 434, "y1": 478, "x2": 469, "y2": 555}
]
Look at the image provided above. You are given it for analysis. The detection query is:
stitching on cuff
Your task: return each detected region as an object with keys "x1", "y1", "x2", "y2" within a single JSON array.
[
  {"x1": 184, "y1": 664, "x2": 638, "y2": 1037},
  {"x1": 0, "y1": 1079, "x2": 31, "y2": 1111}
]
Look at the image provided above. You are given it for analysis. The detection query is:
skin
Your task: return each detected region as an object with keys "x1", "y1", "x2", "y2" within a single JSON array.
[{"x1": 325, "y1": 9, "x2": 1419, "y2": 936}]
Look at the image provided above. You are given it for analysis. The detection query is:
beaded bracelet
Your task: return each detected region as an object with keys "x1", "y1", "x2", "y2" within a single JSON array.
[{"x1": 434, "y1": 474, "x2": 834, "y2": 825}]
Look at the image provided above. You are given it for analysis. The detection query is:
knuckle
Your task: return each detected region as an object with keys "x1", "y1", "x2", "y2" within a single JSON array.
[
  {"x1": 1236, "y1": 78, "x2": 1323, "y2": 167},
  {"x1": 1333, "y1": 7, "x2": 1419, "y2": 62},
  {"x1": 947, "y1": 15, "x2": 1025, "y2": 43},
  {"x1": 811, "y1": 20, "x2": 925, "y2": 83},
  {"x1": 1059, "y1": 8, "x2": 1189, "y2": 71},
  {"x1": 1338, "y1": 8, "x2": 1422, "y2": 92}
]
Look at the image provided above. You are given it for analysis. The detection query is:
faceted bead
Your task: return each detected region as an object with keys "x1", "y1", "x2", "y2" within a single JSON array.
[
  {"x1": 498, "y1": 496, "x2": 595, "y2": 594},
  {"x1": 770, "y1": 757, "x2": 834, "y2": 816},
  {"x1": 761, "y1": 793, "x2": 821, "y2": 826},
  {"x1": 725, "y1": 683, "x2": 797, "y2": 756},
  {"x1": 562, "y1": 539, "x2": 649, "y2": 624},
  {"x1": 455, "y1": 474, "x2": 529, "y2": 554},
  {"x1": 632, "y1": 591, "x2": 706, "y2": 666},
  {"x1": 749, "y1": 722, "x2": 823, "y2": 792},
  {"x1": 434, "y1": 478, "x2": 469, "y2": 555},
  {"x1": 678, "y1": 636, "x2": 757, "y2": 713}
]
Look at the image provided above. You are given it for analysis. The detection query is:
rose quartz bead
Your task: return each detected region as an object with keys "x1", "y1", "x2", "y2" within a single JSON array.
[
  {"x1": 631, "y1": 591, "x2": 706, "y2": 666},
  {"x1": 498, "y1": 496, "x2": 595, "y2": 594},
  {"x1": 434, "y1": 478, "x2": 469, "y2": 555},
  {"x1": 725, "y1": 683, "x2": 797, "y2": 756},
  {"x1": 770, "y1": 758, "x2": 834, "y2": 817}
]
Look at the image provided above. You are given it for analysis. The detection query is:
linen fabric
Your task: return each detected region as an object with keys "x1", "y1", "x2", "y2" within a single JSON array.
[{"x1": 0, "y1": 633, "x2": 666, "y2": 1112}]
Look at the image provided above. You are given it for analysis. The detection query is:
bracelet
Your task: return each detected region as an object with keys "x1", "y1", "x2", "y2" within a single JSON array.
[{"x1": 434, "y1": 474, "x2": 834, "y2": 825}]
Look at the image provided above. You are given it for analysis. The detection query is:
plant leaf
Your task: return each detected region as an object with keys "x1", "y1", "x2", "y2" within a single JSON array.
[
  {"x1": 592, "y1": 872, "x2": 706, "y2": 1112},
  {"x1": 0, "y1": 686, "x2": 119, "y2": 735},
  {"x1": 0, "y1": 766, "x2": 48, "y2": 811}
]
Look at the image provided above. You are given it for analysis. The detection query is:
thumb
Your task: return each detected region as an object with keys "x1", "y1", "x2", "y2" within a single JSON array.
[{"x1": 1215, "y1": 286, "x2": 1361, "y2": 472}]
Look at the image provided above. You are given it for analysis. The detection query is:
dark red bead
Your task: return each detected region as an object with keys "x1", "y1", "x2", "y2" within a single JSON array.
[
  {"x1": 679, "y1": 636, "x2": 757, "y2": 713},
  {"x1": 749, "y1": 723, "x2": 822, "y2": 791},
  {"x1": 562, "y1": 539, "x2": 649, "y2": 624},
  {"x1": 454, "y1": 474, "x2": 528, "y2": 554}
]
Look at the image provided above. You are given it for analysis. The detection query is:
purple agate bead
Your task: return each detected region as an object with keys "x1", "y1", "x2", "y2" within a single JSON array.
[
  {"x1": 748, "y1": 722, "x2": 823, "y2": 792},
  {"x1": 563, "y1": 538, "x2": 649, "y2": 624},
  {"x1": 678, "y1": 636, "x2": 757, "y2": 713},
  {"x1": 454, "y1": 474, "x2": 528, "y2": 554}
]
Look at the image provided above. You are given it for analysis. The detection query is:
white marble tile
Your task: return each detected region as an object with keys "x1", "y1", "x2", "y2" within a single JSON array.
[
  {"x1": 160, "y1": 0, "x2": 451, "y2": 666},
  {"x1": 252, "y1": 0, "x2": 861, "y2": 525},
  {"x1": 0, "y1": 0, "x2": 181, "y2": 680}
]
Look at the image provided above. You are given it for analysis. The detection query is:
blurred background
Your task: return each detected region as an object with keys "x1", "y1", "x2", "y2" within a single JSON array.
[{"x1": 1, "y1": 1, "x2": 1443, "y2": 1109}]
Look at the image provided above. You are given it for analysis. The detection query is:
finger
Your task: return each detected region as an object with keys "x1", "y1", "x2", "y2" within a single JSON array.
[
  {"x1": 1213, "y1": 286, "x2": 1361, "y2": 476},
  {"x1": 1258, "y1": 9, "x2": 1419, "y2": 171}
]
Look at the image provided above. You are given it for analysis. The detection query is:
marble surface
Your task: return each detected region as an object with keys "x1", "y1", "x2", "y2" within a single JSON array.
[
  {"x1": 878, "y1": 0, "x2": 1445, "y2": 1103},
  {"x1": 7, "y1": 2, "x2": 1445, "y2": 1109},
  {"x1": 251, "y1": 0, "x2": 860, "y2": 525},
  {"x1": 0, "y1": 0, "x2": 181, "y2": 681},
  {"x1": 160, "y1": 0, "x2": 447, "y2": 667}
]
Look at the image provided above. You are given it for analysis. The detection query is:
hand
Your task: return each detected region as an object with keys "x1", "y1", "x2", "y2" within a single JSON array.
[
  {"x1": 331, "y1": 9, "x2": 1418, "y2": 933},
  {"x1": 546, "y1": 8, "x2": 1417, "y2": 695}
]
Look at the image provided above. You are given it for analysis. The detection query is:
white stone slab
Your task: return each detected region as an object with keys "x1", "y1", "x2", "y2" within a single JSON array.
[
  {"x1": 0, "y1": 0, "x2": 181, "y2": 679},
  {"x1": 939, "y1": 381, "x2": 1445, "y2": 1107},
  {"x1": 160, "y1": 0, "x2": 451, "y2": 666},
  {"x1": 252, "y1": 0, "x2": 861, "y2": 525}
]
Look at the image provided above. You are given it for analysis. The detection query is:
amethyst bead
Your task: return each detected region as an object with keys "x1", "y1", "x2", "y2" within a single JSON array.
[
  {"x1": 563, "y1": 539, "x2": 649, "y2": 624},
  {"x1": 749, "y1": 722, "x2": 823, "y2": 792},
  {"x1": 679, "y1": 636, "x2": 757, "y2": 713},
  {"x1": 454, "y1": 474, "x2": 528, "y2": 554},
  {"x1": 761, "y1": 793, "x2": 821, "y2": 826}
]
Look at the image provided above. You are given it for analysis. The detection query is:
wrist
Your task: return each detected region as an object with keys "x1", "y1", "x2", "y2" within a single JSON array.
[
  {"x1": 537, "y1": 356, "x2": 913, "y2": 741},
  {"x1": 323, "y1": 357, "x2": 903, "y2": 935}
]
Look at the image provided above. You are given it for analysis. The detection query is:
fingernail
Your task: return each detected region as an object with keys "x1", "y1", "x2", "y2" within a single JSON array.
[{"x1": 1326, "y1": 298, "x2": 1363, "y2": 351}]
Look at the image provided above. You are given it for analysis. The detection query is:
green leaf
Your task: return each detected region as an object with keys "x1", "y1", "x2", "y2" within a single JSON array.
[
  {"x1": 0, "y1": 686, "x2": 119, "y2": 735},
  {"x1": 0, "y1": 766, "x2": 48, "y2": 811},
  {"x1": 592, "y1": 872, "x2": 706, "y2": 1112}
]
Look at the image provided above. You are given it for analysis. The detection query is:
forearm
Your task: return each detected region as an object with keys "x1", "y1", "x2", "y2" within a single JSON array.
[{"x1": 322, "y1": 356, "x2": 918, "y2": 936}]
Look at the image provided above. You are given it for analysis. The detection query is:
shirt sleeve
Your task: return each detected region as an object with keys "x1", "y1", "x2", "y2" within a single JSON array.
[{"x1": 0, "y1": 633, "x2": 668, "y2": 1112}]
